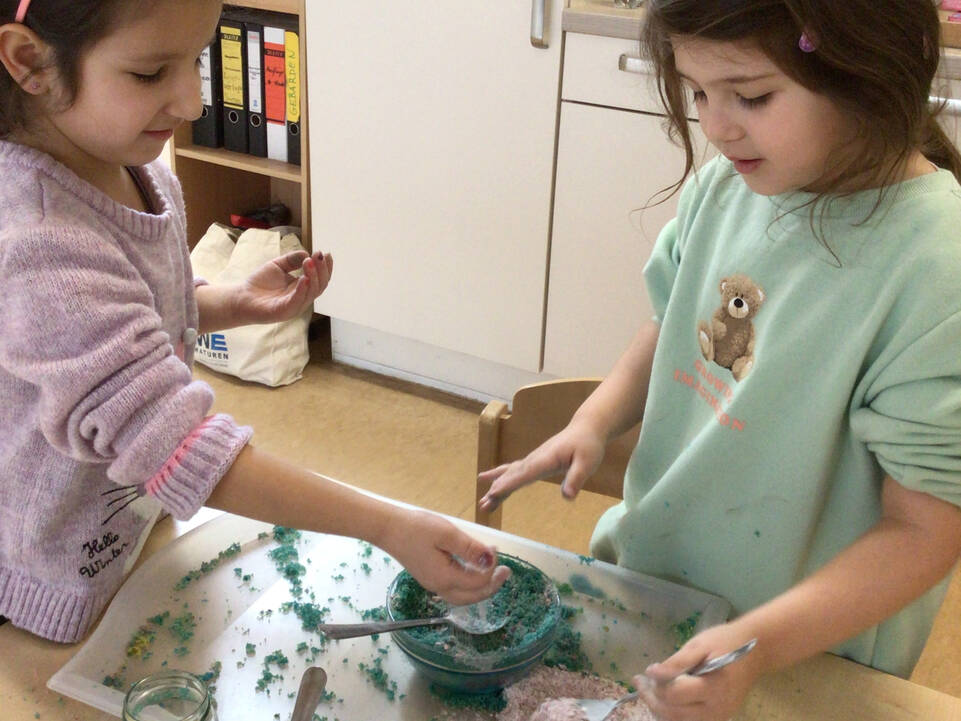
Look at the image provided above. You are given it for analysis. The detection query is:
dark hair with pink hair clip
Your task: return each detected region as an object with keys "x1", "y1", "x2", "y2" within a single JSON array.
[
  {"x1": 642, "y1": 0, "x2": 961, "y2": 211},
  {"x1": 0, "y1": 0, "x2": 163, "y2": 137}
]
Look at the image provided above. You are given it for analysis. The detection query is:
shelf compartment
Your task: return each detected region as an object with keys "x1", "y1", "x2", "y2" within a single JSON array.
[{"x1": 174, "y1": 144, "x2": 302, "y2": 183}]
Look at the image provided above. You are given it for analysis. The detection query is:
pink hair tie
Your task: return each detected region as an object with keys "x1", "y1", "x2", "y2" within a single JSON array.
[{"x1": 15, "y1": 0, "x2": 32, "y2": 23}]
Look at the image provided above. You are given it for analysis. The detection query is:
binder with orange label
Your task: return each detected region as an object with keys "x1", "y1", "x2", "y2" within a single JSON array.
[{"x1": 263, "y1": 23, "x2": 287, "y2": 163}]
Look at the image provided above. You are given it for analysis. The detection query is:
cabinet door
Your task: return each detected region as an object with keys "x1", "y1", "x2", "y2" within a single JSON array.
[
  {"x1": 305, "y1": 2, "x2": 562, "y2": 371},
  {"x1": 544, "y1": 102, "x2": 703, "y2": 377}
]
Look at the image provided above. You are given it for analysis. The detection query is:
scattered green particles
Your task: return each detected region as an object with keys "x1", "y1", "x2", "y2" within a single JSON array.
[
  {"x1": 357, "y1": 654, "x2": 399, "y2": 701},
  {"x1": 280, "y1": 600, "x2": 330, "y2": 631},
  {"x1": 173, "y1": 542, "x2": 242, "y2": 591},
  {"x1": 198, "y1": 660, "x2": 223, "y2": 694},
  {"x1": 670, "y1": 611, "x2": 702, "y2": 649},
  {"x1": 102, "y1": 672, "x2": 126, "y2": 690},
  {"x1": 169, "y1": 612, "x2": 196, "y2": 643},
  {"x1": 256, "y1": 650, "x2": 289, "y2": 694},
  {"x1": 428, "y1": 683, "x2": 508, "y2": 713},
  {"x1": 148, "y1": 611, "x2": 170, "y2": 626},
  {"x1": 542, "y1": 605, "x2": 591, "y2": 672},
  {"x1": 233, "y1": 567, "x2": 255, "y2": 585},
  {"x1": 269, "y1": 543, "x2": 307, "y2": 597}
]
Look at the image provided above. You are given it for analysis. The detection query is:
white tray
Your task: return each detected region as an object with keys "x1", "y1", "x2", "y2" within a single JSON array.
[{"x1": 49, "y1": 511, "x2": 730, "y2": 720}]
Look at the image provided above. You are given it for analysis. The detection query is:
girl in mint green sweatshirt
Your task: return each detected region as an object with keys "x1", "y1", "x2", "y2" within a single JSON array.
[{"x1": 481, "y1": 1, "x2": 961, "y2": 718}]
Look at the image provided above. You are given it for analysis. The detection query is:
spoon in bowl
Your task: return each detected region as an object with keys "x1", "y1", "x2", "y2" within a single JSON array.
[{"x1": 317, "y1": 597, "x2": 506, "y2": 640}]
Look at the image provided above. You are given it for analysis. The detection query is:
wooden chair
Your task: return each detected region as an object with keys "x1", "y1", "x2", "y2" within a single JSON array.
[{"x1": 474, "y1": 378, "x2": 640, "y2": 529}]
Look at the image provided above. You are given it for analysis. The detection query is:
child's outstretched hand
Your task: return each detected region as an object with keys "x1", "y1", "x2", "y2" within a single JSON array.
[
  {"x1": 236, "y1": 250, "x2": 334, "y2": 324},
  {"x1": 378, "y1": 507, "x2": 512, "y2": 606},
  {"x1": 635, "y1": 623, "x2": 763, "y2": 721},
  {"x1": 477, "y1": 420, "x2": 606, "y2": 513}
]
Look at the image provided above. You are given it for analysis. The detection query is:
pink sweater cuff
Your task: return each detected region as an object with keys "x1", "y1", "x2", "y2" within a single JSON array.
[{"x1": 145, "y1": 413, "x2": 252, "y2": 520}]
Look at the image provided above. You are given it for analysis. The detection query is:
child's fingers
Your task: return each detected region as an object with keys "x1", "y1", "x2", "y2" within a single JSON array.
[
  {"x1": 441, "y1": 563, "x2": 512, "y2": 606},
  {"x1": 478, "y1": 456, "x2": 563, "y2": 510},
  {"x1": 301, "y1": 257, "x2": 321, "y2": 300},
  {"x1": 305, "y1": 251, "x2": 333, "y2": 295},
  {"x1": 275, "y1": 250, "x2": 308, "y2": 273},
  {"x1": 477, "y1": 463, "x2": 512, "y2": 483},
  {"x1": 559, "y1": 456, "x2": 593, "y2": 499}
]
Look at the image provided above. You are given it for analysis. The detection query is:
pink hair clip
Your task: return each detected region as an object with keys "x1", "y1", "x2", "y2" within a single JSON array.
[
  {"x1": 798, "y1": 32, "x2": 816, "y2": 53},
  {"x1": 15, "y1": 0, "x2": 33, "y2": 23}
]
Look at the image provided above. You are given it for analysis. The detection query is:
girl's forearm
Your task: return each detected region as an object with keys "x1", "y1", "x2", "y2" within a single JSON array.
[
  {"x1": 572, "y1": 320, "x2": 659, "y2": 441},
  {"x1": 195, "y1": 283, "x2": 242, "y2": 334},
  {"x1": 731, "y1": 478, "x2": 961, "y2": 672},
  {"x1": 205, "y1": 444, "x2": 398, "y2": 547}
]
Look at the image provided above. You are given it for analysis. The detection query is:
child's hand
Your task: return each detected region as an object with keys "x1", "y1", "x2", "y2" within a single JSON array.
[
  {"x1": 636, "y1": 624, "x2": 763, "y2": 721},
  {"x1": 378, "y1": 508, "x2": 511, "y2": 606},
  {"x1": 235, "y1": 250, "x2": 334, "y2": 324},
  {"x1": 477, "y1": 421, "x2": 606, "y2": 512}
]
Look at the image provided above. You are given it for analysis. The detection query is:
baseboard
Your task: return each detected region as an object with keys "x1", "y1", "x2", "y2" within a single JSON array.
[{"x1": 329, "y1": 319, "x2": 554, "y2": 404}]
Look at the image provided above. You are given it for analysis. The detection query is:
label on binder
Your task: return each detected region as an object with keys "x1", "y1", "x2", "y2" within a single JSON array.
[
  {"x1": 220, "y1": 25, "x2": 244, "y2": 112},
  {"x1": 199, "y1": 45, "x2": 214, "y2": 106},
  {"x1": 284, "y1": 31, "x2": 300, "y2": 124},
  {"x1": 247, "y1": 29, "x2": 263, "y2": 115}
]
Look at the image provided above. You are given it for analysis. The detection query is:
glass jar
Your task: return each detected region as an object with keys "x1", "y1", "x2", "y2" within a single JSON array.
[{"x1": 122, "y1": 669, "x2": 216, "y2": 721}]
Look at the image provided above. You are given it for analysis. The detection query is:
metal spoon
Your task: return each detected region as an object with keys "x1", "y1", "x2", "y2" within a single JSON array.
[
  {"x1": 317, "y1": 598, "x2": 506, "y2": 640},
  {"x1": 290, "y1": 667, "x2": 327, "y2": 721},
  {"x1": 573, "y1": 638, "x2": 758, "y2": 721}
]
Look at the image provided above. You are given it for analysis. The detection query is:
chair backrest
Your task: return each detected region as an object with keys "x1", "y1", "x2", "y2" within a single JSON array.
[{"x1": 474, "y1": 378, "x2": 639, "y2": 528}]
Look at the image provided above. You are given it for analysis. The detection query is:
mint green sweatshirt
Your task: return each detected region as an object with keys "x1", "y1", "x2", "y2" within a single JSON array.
[{"x1": 590, "y1": 156, "x2": 961, "y2": 677}]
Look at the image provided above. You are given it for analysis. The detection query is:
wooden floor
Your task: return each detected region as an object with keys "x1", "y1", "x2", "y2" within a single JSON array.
[{"x1": 197, "y1": 353, "x2": 961, "y2": 698}]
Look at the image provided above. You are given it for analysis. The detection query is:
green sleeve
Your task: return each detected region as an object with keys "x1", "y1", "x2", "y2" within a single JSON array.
[
  {"x1": 642, "y1": 216, "x2": 680, "y2": 323},
  {"x1": 850, "y1": 311, "x2": 961, "y2": 506}
]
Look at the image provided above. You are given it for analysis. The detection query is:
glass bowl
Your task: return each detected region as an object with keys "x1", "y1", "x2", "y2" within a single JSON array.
[{"x1": 386, "y1": 553, "x2": 561, "y2": 693}]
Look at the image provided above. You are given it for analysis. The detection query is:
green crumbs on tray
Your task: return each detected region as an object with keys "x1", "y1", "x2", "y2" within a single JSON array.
[
  {"x1": 671, "y1": 611, "x2": 701, "y2": 649},
  {"x1": 169, "y1": 612, "x2": 197, "y2": 643},
  {"x1": 173, "y1": 543, "x2": 242, "y2": 591},
  {"x1": 358, "y1": 654, "x2": 399, "y2": 700}
]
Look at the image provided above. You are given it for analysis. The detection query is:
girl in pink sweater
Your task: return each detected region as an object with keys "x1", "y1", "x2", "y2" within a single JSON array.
[{"x1": 0, "y1": 0, "x2": 508, "y2": 643}]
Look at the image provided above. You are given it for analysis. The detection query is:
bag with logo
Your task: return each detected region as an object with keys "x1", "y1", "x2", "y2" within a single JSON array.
[{"x1": 189, "y1": 223, "x2": 311, "y2": 386}]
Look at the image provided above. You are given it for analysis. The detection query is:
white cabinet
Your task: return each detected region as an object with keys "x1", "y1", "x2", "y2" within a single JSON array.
[
  {"x1": 543, "y1": 33, "x2": 711, "y2": 376},
  {"x1": 306, "y1": 1, "x2": 563, "y2": 372}
]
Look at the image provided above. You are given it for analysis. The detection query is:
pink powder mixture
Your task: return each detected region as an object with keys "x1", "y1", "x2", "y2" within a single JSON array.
[
  {"x1": 434, "y1": 666, "x2": 656, "y2": 721},
  {"x1": 527, "y1": 698, "x2": 590, "y2": 721}
]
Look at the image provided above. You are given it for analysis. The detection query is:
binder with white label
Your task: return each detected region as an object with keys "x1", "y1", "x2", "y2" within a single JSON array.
[{"x1": 192, "y1": 39, "x2": 223, "y2": 148}]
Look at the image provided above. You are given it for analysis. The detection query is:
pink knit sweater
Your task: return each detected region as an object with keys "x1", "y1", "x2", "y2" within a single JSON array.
[{"x1": 0, "y1": 140, "x2": 252, "y2": 642}]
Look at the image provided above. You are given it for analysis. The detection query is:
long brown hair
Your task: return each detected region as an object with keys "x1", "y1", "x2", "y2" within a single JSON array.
[{"x1": 644, "y1": 0, "x2": 961, "y2": 205}]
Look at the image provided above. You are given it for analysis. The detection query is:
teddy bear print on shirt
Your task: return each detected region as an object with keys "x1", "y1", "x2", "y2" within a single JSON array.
[{"x1": 697, "y1": 274, "x2": 765, "y2": 382}]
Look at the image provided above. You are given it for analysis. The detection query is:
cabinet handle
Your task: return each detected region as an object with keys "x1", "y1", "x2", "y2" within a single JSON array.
[
  {"x1": 531, "y1": 0, "x2": 548, "y2": 48},
  {"x1": 618, "y1": 53, "x2": 649, "y2": 74}
]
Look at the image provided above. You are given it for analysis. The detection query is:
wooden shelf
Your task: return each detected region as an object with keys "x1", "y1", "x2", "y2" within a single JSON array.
[
  {"x1": 174, "y1": 144, "x2": 302, "y2": 182},
  {"x1": 172, "y1": 0, "x2": 311, "y2": 249},
  {"x1": 942, "y1": 10, "x2": 961, "y2": 49},
  {"x1": 226, "y1": 0, "x2": 298, "y2": 13}
]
